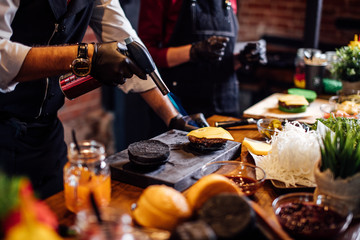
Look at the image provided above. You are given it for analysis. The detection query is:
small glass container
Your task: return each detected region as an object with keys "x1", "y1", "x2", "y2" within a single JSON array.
[
  {"x1": 201, "y1": 161, "x2": 266, "y2": 196},
  {"x1": 256, "y1": 118, "x2": 283, "y2": 140},
  {"x1": 64, "y1": 140, "x2": 111, "y2": 213},
  {"x1": 272, "y1": 193, "x2": 353, "y2": 239},
  {"x1": 324, "y1": 51, "x2": 337, "y2": 79},
  {"x1": 75, "y1": 207, "x2": 151, "y2": 240}
]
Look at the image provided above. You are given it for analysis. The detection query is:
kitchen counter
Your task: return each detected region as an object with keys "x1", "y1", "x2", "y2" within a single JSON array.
[{"x1": 45, "y1": 115, "x2": 360, "y2": 240}]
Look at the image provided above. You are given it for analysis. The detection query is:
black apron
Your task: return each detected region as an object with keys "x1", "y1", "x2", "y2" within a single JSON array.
[
  {"x1": 0, "y1": 116, "x2": 67, "y2": 199},
  {"x1": 160, "y1": 0, "x2": 240, "y2": 117},
  {"x1": 0, "y1": 0, "x2": 94, "y2": 199}
]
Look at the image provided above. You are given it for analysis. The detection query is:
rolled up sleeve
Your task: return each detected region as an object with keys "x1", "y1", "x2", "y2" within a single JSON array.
[
  {"x1": 0, "y1": 0, "x2": 31, "y2": 93},
  {"x1": 90, "y1": 0, "x2": 156, "y2": 93},
  {"x1": 0, "y1": 40, "x2": 30, "y2": 92}
]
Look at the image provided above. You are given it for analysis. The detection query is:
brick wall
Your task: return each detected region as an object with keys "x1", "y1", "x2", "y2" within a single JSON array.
[
  {"x1": 321, "y1": 0, "x2": 360, "y2": 45},
  {"x1": 237, "y1": 0, "x2": 360, "y2": 46}
]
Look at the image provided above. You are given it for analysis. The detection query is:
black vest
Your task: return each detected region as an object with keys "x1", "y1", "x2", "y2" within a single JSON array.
[
  {"x1": 0, "y1": 0, "x2": 95, "y2": 120},
  {"x1": 160, "y1": 0, "x2": 240, "y2": 117}
]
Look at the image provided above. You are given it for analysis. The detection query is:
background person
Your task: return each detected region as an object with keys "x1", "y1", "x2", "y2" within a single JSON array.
[{"x1": 138, "y1": 0, "x2": 267, "y2": 118}]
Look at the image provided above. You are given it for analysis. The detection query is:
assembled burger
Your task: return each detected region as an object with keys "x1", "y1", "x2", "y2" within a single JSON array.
[{"x1": 278, "y1": 94, "x2": 309, "y2": 113}]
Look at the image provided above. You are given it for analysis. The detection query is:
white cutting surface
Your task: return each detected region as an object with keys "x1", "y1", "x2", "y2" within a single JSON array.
[{"x1": 243, "y1": 93, "x2": 328, "y2": 123}]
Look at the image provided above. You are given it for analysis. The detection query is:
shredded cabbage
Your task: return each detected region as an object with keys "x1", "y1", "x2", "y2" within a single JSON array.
[{"x1": 254, "y1": 122, "x2": 320, "y2": 187}]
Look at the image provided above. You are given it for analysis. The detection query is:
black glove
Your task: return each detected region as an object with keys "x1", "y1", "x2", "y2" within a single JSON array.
[
  {"x1": 188, "y1": 113, "x2": 210, "y2": 128},
  {"x1": 90, "y1": 42, "x2": 147, "y2": 86},
  {"x1": 190, "y1": 36, "x2": 229, "y2": 62},
  {"x1": 238, "y1": 40, "x2": 267, "y2": 70},
  {"x1": 168, "y1": 113, "x2": 210, "y2": 132}
]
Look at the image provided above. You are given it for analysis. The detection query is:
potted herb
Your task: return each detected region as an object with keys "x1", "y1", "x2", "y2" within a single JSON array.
[
  {"x1": 331, "y1": 35, "x2": 360, "y2": 89},
  {"x1": 313, "y1": 117, "x2": 360, "y2": 218}
]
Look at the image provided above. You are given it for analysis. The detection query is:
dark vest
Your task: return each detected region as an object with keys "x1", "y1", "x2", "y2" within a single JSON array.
[
  {"x1": 0, "y1": 0, "x2": 96, "y2": 199},
  {"x1": 160, "y1": 0, "x2": 240, "y2": 117},
  {"x1": 0, "y1": 0, "x2": 95, "y2": 120}
]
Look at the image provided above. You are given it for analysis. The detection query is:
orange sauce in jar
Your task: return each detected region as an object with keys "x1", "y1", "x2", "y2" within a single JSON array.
[{"x1": 64, "y1": 141, "x2": 111, "y2": 213}]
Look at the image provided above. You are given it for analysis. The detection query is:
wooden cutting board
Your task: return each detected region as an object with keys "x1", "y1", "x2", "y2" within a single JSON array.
[
  {"x1": 108, "y1": 129, "x2": 241, "y2": 191},
  {"x1": 243, "y1": 93, "x2": 328, "y2": 123}
]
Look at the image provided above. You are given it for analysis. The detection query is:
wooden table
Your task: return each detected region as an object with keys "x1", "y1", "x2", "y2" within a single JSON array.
[{"x1": 45, "y1": 115, "x2": 360, "y2": 239}]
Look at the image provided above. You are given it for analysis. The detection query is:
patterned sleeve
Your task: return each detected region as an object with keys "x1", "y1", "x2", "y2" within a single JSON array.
[{"x1": 138, "y1": 0, "x2": 169, "y2": 68}]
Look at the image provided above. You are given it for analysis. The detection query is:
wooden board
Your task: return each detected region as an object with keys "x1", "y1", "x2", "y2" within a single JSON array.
[
  {"x1": 108, "y1": 129, "x2": 241, "y2": 192},
  {"x1": 243, "y1": 93, "x2": 328, "y2": 123}
]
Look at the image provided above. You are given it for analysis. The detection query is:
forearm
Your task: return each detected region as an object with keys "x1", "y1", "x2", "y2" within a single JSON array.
[
  {"x1": 166, "y1": 45, "x2": 192, "y2": 68},
  {"x1": 14, "y1": 44, "x2": 95, "y2": 82},
  {"x1": 140, "y1": 87, "x2": 178, "y2": 126}
]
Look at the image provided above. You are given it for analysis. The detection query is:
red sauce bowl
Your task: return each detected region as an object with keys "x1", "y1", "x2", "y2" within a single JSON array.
[
  {"x1": 272, "y1": 192, "x2": 353, "y2": 239},
  {"x1": 201, "y1": 161, "x2": 266, "y2": 196}
]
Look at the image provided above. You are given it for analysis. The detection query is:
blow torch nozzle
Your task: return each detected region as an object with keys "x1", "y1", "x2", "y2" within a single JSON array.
[{"x1": 124, "y1": 37, "x2": 170, "y2": 95}]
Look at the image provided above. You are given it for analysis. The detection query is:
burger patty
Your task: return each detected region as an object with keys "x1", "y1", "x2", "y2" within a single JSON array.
[
  {"x1": 188, "y1": 135, "x2": 227, "y2": 147},
  {"x1": 188, "y1": 135, "x2": 228, "y2": 151},
  {"x1": 278, "y1": 100, "x2": 304, "y2": 109}
]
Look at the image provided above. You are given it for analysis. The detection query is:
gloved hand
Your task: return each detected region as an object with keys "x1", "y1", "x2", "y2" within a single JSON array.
[
  {"x1": 168, "y1": 113, "x2": 210, "y2": 132},
  {"x1": 238, "y1": 40, "x2": 267, "y2": 70},
  {"x1": 190, "y1": 36, "x2": 229, "y2": 62},
  {"x1": 90, "y1": 42, "x2": 147, "y2": 86},
  {"x1": 188, "y1": 113, "x2": 210, "y2": 128}
]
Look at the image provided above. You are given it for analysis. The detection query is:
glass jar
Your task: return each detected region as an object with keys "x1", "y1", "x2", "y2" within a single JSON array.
[
  {"x1": 322, "y1": 51, "x2": 343, "y2": 93},
  {"x1": 75, "y1": 207, "x2": 151, "y2": 240},
  {"x1": 294, "y1": 48, "x2": 321, "y2": 89},
  {"x1": 64, "y1": 140, "x2": 111, "y2": 213}
]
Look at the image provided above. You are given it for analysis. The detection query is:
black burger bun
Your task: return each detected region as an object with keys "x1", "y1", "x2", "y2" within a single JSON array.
[
  {"x1": 278, "y1": 94, "x2": 309, "y2": 113},
  {"x1": 128, "y1": 139, "x2": 170, "y2": 166},
  {"x1": 198, "y1": 193, "x2": 255, "y2": 239},
  {"x1": 187, "y1": 127, "x2": 234, "y2": 152}
]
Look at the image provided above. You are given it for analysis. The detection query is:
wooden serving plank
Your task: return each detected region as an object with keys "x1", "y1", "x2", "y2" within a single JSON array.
[
  {"x1": 243, "y1": 93, "x2": 328, "y2": 123},
  {"x1": 108, "y1": 129, "x2": 241, "y2": 192}
]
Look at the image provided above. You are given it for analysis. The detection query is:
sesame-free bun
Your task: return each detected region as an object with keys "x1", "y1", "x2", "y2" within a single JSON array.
[
  {"x1": 184, "y1": 174, "x2": 242, "y2": 211},
  {"x1": 133, "y1": 185, "x2": 192, "y2": 231},
  {"x1": 128, "y1": 140, "x2": 170, "y2": 166}
]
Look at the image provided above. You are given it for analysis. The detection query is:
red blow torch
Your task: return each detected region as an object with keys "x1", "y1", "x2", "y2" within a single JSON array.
[{"x1": 60, "y1": 37, "x2": 170, "y2": 99}]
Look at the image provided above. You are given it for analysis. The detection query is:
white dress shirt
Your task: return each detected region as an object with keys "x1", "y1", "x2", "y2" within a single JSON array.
[{"x1": 0, "y1": 0, "x2": 156, "y2": 93}]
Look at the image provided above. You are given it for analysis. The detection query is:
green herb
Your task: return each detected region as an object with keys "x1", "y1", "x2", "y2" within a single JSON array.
[
  {"x1": 0, "y1": 172, "x2": 21, "y2": 219},
  {"x1": 313, "y1": 117, "x2": 360, "y2": 179},
  {"x1": 331, "y1": 46, "x2": 360, "y2": 82}
]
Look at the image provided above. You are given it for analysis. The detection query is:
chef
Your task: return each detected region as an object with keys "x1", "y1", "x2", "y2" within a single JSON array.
[
  {"x1": 138, "y1": 0, "x2": 266, "y2": 118},
  {"x1": 0, "y1": 0, "x2": 194, "y2": 199}
]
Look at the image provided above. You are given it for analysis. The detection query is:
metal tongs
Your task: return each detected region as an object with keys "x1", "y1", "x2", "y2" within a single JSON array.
[{"x1": 215, "y1": 118, "x2": 258, "y2": 128}]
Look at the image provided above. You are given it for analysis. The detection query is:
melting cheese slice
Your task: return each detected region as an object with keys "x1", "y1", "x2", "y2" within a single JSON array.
[
  {"x1": 278, "y1": 94, "x2": 309, "y2": 106},
  {"x1": 187, "y1": 127, "x2": 234, "y2": 140},
  {"x1": 243, "y1": 137, "x2": 271, "y2": 155}
]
